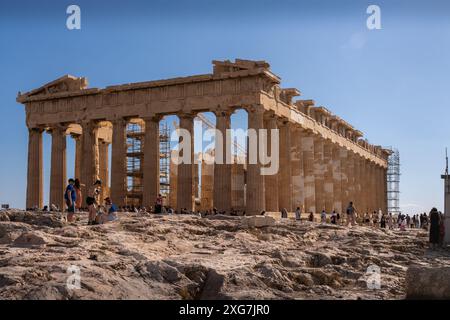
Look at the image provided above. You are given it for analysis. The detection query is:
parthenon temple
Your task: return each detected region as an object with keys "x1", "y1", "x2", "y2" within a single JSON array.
[{"x1": 17, "y1": 59, "x2": 390, "y2": 215}]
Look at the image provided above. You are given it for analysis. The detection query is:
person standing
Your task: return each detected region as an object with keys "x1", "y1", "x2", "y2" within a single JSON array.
[
  {"x1": 281, "y1": 208, "x2": 288, "y2": 219},
  {"x1": 429, "y1": 208, "x2": 440, "y2": 249},
  {"x1": 155, "y1": 194, "x2": 163, "y2": 213},
  {"x1": 380, "y1": 213, "x2": 386, "y2": 229},
  {"x1": 295, "y1": 207, "x2": 302, "y2": 222},
  {"x1": 87, "y1": 180, "x2": 102, "y2": 225},
  {"x1": 74, "y1": 178, "x2": 83, "y2": 212},
  {"x1": 321, "y1": 209, "x2": 327, "y2": 223},
  {"x1": 64, "y1": 179, "x2": 77, "y2": 222},
  {"x1": 346, "y1": 202, "x2": 357, "y2": 227}
]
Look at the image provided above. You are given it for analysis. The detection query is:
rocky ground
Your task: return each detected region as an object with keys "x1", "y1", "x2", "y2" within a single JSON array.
[{"x1": 0, "y1": 209, "x2": 449, "y2": 300}]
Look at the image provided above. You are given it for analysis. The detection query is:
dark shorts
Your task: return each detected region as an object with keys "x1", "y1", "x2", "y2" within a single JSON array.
[
  {"x1": 66, "y1": 200, "x2": 75, "y2": 213},
  {"x1": 86, "y1": 197, "x2": 95, "y2": 206}
]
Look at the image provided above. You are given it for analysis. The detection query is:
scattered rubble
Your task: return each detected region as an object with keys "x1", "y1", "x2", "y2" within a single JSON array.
[{"x1": 0, "y1": 210, "x2": 449, "y2": 300}]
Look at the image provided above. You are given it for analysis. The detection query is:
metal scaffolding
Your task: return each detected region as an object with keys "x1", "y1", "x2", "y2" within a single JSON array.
[
  {"x1": 125, "y1": 120, "x2": 171, "y2": 207},
  {"x1": 126, "y1": 122, "x2": 144, "y2": 206},
  {"x1": 386, "y1": 148, "x2": 400, "y2": 214},
  {"x1": 159, "y1": 121, "x2": 170, "y2": 199}
]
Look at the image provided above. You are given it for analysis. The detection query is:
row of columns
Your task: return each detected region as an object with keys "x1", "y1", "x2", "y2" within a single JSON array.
[{"x1": 26, "y1": 106, "x2": 387, "y2": 215}]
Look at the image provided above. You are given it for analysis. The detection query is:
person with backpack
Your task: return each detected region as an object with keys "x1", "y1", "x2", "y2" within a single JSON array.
[
  {"x1": 64, "y1": 178, "x2": 77, "y2": 222},
  {"x1": 346, "y1": 202, "x2": 357, "y2": 227}
]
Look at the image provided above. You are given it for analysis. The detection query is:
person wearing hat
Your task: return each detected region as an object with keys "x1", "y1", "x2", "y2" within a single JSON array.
[{"x1": 87, "y1": 179, "x2": 102, "y2": 225}]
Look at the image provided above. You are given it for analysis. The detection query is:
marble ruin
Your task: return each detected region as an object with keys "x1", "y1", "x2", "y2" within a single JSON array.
[{"x1": 17, "y1": 59, "x2": 390, "y2": 215}]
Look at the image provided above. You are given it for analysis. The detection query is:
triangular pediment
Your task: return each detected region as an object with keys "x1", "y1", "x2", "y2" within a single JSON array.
[{"x1": 17, "y1": 75, "x2": 88, "y2": 101}]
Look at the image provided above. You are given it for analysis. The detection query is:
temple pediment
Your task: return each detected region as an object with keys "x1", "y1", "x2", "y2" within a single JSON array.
[{"x1": 17, "y1": 75, "x2": 88, "y2": 102}]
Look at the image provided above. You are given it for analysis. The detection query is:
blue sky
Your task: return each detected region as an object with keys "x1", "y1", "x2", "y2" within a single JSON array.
[{"x1": 0, "y1": 0, "x2": 449, "y2": 212}]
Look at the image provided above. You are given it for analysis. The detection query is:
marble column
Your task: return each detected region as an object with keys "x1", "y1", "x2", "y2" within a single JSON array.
[
  {"x1": 264, "y1": 114, "x2": 278, "y2": 212},
  {"x1": 353, "y1": 155, "x2": 362, "y2": 214},
  {"x1": 346, "y1": 152, "x2": 356, "y2": 208},
  {"x1": 143, "y1": 116, "x2": 161, "y2": 208},
  {"x1": 332, "y1": 145, "x2": 343, "y2": 214},
  {"x1": 339, "y1": 148, "x2": 349, "y2": 210},
  {"x1": 72, "y1": 134, "x2": 82, "y2": 180},
  {"x1": 359, "y1": 158, "x2": 368, "y2": 213},
  {"x1": 323, "y1": 141, "x2": 334, "y2": 213},
  {"x1": 231, "y1": 161, "x2": 245, "y2": 210},
  {"x1": 369, "y1": 162, "x2": 376, "y2": 213},
  {"x1": 246, "y1": 105, "x2": 265, "y2": 215},
  {"x1": 98, "y1": 139, "x2": 110, "y2": 202},
  {"x1": 382, "y1": 167, "x2": 388, "y2": 214},
  {"x1": 278, "y1": 119, "x2": 292, "y2": 212},
  {"x1": 177, "y1": 113, "x2": 195, "y2": 212},
  {"x1": 213, "y1": 110, "x2": 232, "y2": 212},
  {"x1": 314, "y1": 136, "x2": 325, "y2": 213},
  {"x1": 302, "y1": 132, "x2": 316, "y2": 213},
  {"x1": 291, "y1": 126, "x2": 305, "y2": 212},
  {"x1": 49, "y1": 125, "x2": 67, "y2": 210},
  {"x1": 110, "y1": 118, "x2": 127, "y2": 207},
  {"x1": 80, "y1": 120, "x2": 100, "y2": 206},
  {"x1": 26, "y1": 128, "x2": 44, "y2": 209},
  {"x1": 201, "y1": 159, "x2": 214, "y2": 210}
]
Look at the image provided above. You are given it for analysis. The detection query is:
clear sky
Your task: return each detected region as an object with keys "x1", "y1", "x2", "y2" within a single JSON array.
[{"x1": 1, "y1": 0, "x2": 449, "y2": 213}]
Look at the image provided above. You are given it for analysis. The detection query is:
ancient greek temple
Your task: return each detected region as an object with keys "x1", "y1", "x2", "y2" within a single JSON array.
[{"x1": 17, "y1": 59, "x2": 390, "y2": 215}]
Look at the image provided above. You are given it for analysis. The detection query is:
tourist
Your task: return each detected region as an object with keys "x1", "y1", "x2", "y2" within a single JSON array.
[
  {"x1": 372, "y1": 211, "x2": 378, "y2": 228},
  {"x1": 336, "y1": 211, "x2": 341, "y2": 225},
  {"x1": 380, "y1": 213, "x2": 386, "y2": 229},
  {"x1": 87, "y1": 179, "x2": 102, "y2": 225},
  {"x1": 387, "y1": 213, "x2": 393, "y2": 229},
  {"x1": 102, "y1": 197, "x2": 119, "y2": 224},
  {"x1": 406, "y1": 215, "x2": 411, "y2": 228},
  {"x1": 320, "y1": 209, "x2": 327, "y2": 223},
  {"x1": 429, "y1": 208, "x2": 440, "y2": 249},
  {"x1": 155, "y1": 194, "x2": 163, "y2": 213},
  {"x1": 330, "y1": 210, "x2": 337, "y2": 224},
  {"x1": 400, "y1": 216, "x2": 407, "y2": 231},
  {"x1": 281, "y1": 208, "x2": 288, "y2": 219},
  {"x1": 346, "y1": 202, "x2": 357, "y2": 227},
  {"x1": 364, "y1": 212, "x2": 370, "y2": 225},
  {"x1": 308, "y1": 212, "x2": 314, "y2": 222},
  {"x1": 64, "y1": 178, "x2": 76, "y2": 222},
  {"x1": 295, "y1": 207, "x2": 301, "y2": 221},
  {"x1": 74, "y1": 179, "x2": 83, "y2": 211}
]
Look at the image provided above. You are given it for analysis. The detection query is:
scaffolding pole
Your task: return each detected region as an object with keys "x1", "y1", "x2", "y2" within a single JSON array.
[{"x1": 386, "y1": 147, "x2": 400, "y2": 214}]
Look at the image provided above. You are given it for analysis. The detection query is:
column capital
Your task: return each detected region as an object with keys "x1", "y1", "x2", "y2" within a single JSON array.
[
  {"x1": 142, "y1": 114, "x2": 163, "y2": 123},
  {"x1": 213, "y1": 106, "x2": 234, "y2": 118},
  {"x1": 48, "y1": 123, "x2": 69, "y2": 135},
  {"x1": 276, "y1": 117, "x2": 291, "y2": 127},
  {"x1": 178, "y1": 112, "x2": 197, "y2": 120},
  {"x1": 245, "y1": 104, "x2": 265, "y2": 115},
  {"x1": 109, "y1": 117, "x2": 127, "y2": 127},
  {"x1": 28, "y1": 127, "x2": 44, "y2": 134}
]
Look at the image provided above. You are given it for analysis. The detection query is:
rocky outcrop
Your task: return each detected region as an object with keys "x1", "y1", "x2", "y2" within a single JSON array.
[
  {"x1": 0, "y1": 210, "x2": 447, "y2": 300},
  {"x1": 406, "y1": 266, "x2": 450, "y2": 299}
]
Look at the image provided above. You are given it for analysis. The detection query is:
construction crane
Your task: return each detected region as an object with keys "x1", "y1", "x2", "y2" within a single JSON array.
[{"x1": 172, "y1": 114, "x2": 246, "y2": 155}]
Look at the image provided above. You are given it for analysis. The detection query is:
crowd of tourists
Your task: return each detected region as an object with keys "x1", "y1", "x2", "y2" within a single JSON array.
[{"x1": 284, "y1": 202, "x2": 446, "y2": 249}]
